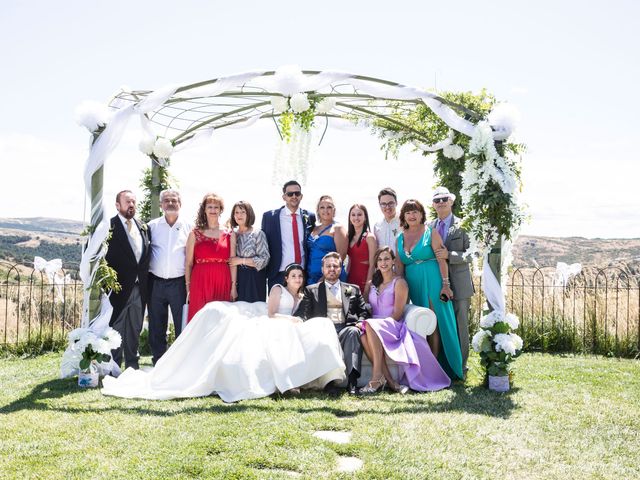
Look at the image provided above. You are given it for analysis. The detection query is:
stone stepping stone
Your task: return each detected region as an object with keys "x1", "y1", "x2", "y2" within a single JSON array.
[
  {"x1": 337, "y1": 456, "x2": 363, "y2": 472},
  {"x1": 312, "y1": 430, "x2": 352, "y2": 444}
]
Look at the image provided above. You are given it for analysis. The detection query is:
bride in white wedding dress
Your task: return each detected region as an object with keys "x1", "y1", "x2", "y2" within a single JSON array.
[{"x1": 102, "y1": 264, "x2": 346, "y2": 402}]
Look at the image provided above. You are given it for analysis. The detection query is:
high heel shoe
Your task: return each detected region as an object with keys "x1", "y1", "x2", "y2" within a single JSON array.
[{"x1": 359, "y1": 377, "x2": 387, "y2": 395}]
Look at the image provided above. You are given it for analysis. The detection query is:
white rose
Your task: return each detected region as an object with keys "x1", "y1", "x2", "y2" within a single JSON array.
[
  {"x1": 493, "y1": 333, "x2": 517, "y2": 356},
  {"x1": 270, "y1": 96, "x2": 289, "y2": 113},
  {"x1": 289, "y1": 92, "x2": 311, "y2": 113},
  {"x1": 480, "y1": 311, "x2": 500, "y2": 328},
  {"x1": 139, "y1": 137, "x2": 155, "y2": 155},
  {"x1": 103, "y1": 328, "x2": 122, "y2": 350},
  {"x1": 505, "y1": 313, "x2": 520, "y2": 330},
  {"x1": 94, "y1": 338, "x2": 112, "y2": 356},
  {"x1": 315, "y1": 97, "x2": 336, "y2": 114},
  {"x1": 77, "y1": 332, "x2": 99, "y2": 353},
  {"x1": 443, "y1": 144, "x2": 464, "y2": 160},
  {"x1": 511, "y1": 333, "x2": 523, "y2": 351},
  {"x1": 472, "y1": 329, "x2": 492, "y2": 353},
  {"x1": 153, "y1": 137, "x2": 174, "y2": 159}
]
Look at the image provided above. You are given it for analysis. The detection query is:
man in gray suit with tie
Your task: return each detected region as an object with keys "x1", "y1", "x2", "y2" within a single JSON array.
[{"x1": 430, "y1": 187, "x2": 474, "y2": 377}]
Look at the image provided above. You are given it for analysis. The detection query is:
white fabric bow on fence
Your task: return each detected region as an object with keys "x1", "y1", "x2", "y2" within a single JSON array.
[
  {"x1": 553, "y1": 262, "x2": 582, "y2": 287},
  {"x1": 34, "y1": 256, "x2": 62, "y2": 278}
]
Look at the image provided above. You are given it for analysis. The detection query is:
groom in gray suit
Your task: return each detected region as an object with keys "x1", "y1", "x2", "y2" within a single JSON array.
[
  {"x1": 430, "y1": 187, "x2": 475, "y2": 376},
  {"x1": 294, "y1": 252, "x2": 369, "y2": 394}
]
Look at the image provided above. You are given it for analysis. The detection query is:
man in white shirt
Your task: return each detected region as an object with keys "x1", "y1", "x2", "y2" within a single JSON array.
[
  {"x1": 147, "y1": 189, "x2": 192, "y2": 364},
  {"x1": 373, "y1": 187, "x2": 401, "y2": 254}
]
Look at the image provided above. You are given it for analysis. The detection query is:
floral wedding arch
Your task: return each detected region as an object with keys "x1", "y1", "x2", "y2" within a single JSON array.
[{"x1": 76, "y1": 66, "x2": 524, "y2": 338}]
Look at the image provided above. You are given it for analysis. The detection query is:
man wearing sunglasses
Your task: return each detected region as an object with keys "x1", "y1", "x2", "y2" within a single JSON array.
[
  {"x1": 262, "y1": 180, "x2": 317, "y2": 291},
  {"x1": 430, "y1": 186, "x2": 474, "y2": 378}
]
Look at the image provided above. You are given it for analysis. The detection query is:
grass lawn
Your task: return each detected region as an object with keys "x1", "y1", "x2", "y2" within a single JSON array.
[{"x1": 1, "y1": 352, "x2": 639, "y2": 479}]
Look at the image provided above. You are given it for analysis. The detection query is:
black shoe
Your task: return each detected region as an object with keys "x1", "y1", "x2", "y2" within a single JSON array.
[
  {"x1": 323, "y1": 382, "x2": 341, "y2": 397},
  {"x1": 347, "y1": 383, "x2": 359, "y2": 395},
  {"x1": 347, "y1": 372, "x2": 359, "y2": 395}
]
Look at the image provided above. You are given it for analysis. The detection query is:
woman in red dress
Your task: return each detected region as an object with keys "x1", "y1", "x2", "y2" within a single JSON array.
[
  {"x1": 185, "y1": 193, "x2": 237, "y2": 321},
  {"x1": 346, "y1": 204, "x2": 377, "y2": 297}
]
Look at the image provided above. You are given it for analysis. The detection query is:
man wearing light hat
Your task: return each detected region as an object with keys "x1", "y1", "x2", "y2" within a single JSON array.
[{"x1": 430, "y1": 186, "x2": 474, "y2": 377}]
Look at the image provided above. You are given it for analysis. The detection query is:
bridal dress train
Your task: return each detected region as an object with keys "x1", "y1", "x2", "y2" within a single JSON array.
[{"x1": 102, "y1": 291, "x2": 346, "y2": 403}]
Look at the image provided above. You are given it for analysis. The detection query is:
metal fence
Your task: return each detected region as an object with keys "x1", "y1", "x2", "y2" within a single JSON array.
[
  {"x1": 0, "y1": 261, "x2": 83, "y2": 347},
  {"x1": 1, "y1": 261, "x2": 639, "y2": 357},
  {"x1": 471, "y1": 266, "x2": 640, "y2": 357}
]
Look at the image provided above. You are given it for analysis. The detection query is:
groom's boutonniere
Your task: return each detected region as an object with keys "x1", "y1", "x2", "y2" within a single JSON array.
[
  {"x1": 392, "y1": 228, "x2": 398, "y2": 237},
  {"x1": 302, "y1": 212, "x2": 310, "y2": 226},
  {"x1": 344, "y1": 286, "x2": 354, "y2": 297}
]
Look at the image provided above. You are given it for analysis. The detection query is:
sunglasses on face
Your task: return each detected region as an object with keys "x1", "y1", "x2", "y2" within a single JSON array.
[
  {"x1": 285, "y1": 191, "x2": 302, "y2": 197},
  {"x1": 433, "y1": 197, "x2": 450, "y2": 204}
]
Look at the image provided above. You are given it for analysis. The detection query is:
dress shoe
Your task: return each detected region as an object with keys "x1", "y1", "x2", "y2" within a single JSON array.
[
  {"x1": 323, "y1": 382, "x2": 342, "y2": 397},
  {"x1": 347, "y1": 382, "x2": 359, "y2": 395}
]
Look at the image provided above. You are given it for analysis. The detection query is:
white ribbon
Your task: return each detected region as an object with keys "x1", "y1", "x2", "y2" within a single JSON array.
[{"x1": 481, "y1": 251, "x2": 506, "y2": 315}]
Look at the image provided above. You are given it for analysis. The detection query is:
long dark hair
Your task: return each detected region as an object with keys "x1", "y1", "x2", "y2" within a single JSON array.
[
  {"x1": 371, "y1": 246, "x2": 395, "y2": 289},
  {"x1": 347, "y1": 204, "x2": 370, "y2": 246},
  {"x1": 283, "y1": 263, "x2": 305, "y2": 294}
]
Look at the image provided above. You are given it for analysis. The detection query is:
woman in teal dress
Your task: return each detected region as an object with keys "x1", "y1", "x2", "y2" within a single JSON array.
[
  {"x1": 396, "y1": 199, "x2": 463, "y2": 380},
  {"x1": 306, "y1": 195, "x2": 348, "y2": 284}
]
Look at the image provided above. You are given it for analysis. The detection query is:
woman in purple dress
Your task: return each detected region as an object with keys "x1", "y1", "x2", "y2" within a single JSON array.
[{"x1": 359, "y1": 246, "x2": 451, "y2": 394}]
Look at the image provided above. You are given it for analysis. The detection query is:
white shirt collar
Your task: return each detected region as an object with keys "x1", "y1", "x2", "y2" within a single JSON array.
[{"x1": 282, "y1": 207, "x2": 301, "y2": 217}]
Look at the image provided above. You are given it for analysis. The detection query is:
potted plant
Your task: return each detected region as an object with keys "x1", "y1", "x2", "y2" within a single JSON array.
[
  {"x1": 62, "y1": 327, "x2": 121, "y2": 387},
  {"x1": 472, "y1": 311, "x2": 523, "y2": 392}
]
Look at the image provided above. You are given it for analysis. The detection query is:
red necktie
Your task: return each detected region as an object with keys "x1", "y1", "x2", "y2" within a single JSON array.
[{"x1": 292, "y1": 213, "x2": 302, "y2": 264}]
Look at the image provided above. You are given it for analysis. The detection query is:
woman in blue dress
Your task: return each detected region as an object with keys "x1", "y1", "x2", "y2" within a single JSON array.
[
  {"x1": 306, "y1": 195, "x2": 348, "y2": 284},
  {"x1": 396, "y1": 199, "x2": 463, "y2": 380}
]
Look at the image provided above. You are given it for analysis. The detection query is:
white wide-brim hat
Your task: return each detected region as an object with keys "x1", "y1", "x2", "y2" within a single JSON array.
[{"x1": 432, "y1": 186, "x2": 456, "y2": 202}]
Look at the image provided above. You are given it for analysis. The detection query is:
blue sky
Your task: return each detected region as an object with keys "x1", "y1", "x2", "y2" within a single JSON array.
[{"x1": 1, "y1": 0, "x2": 638, "y2": 238}]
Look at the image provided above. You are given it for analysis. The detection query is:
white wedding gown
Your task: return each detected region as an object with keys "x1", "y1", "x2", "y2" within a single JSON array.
[{"x1": 101, "y1": 288, "x2": 346, "y2": 403}]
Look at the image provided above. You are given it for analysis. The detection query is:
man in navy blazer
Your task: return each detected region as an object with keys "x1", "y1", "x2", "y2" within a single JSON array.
[
  {"x1": 261, "y1": 180, "x2": 316, "y2": 291},
  {"x1": 105, "y1": 190, "x2": 151, "y2": 370}
]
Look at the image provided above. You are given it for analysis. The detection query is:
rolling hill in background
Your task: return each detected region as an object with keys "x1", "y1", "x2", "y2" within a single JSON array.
[{"x1": 1, "y1": 217, "x2": 639, "y2": 272}]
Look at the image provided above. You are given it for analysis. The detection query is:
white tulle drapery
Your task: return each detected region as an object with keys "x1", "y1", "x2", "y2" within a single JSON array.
[{"x1": 80, "y1": 87, "x2": 178, "y2": 328}]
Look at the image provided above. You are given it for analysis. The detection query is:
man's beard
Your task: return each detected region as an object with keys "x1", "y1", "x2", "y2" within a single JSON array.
[{"x1": 123, "y1": 207, "x2": 135, "y2": 219}]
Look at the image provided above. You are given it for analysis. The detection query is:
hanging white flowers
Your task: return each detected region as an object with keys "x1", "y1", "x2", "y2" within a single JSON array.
[
  {"x1": 289, "y1": 93, "x2": 311, "y2": 113},
  {"x1": 460, "y1": 121, "x2": 524, "y2": 260}
]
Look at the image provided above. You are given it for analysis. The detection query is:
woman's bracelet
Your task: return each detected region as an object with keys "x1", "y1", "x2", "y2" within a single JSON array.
[{"x1": 442, "y1": 277, "x2": 450, "y2": 286}]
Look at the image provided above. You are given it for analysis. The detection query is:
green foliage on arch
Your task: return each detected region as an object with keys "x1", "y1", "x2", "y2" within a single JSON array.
[{"x1": 372, "y1": 89, "x2": 525, "y2": 219}]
